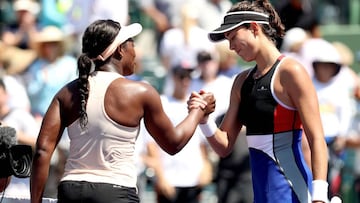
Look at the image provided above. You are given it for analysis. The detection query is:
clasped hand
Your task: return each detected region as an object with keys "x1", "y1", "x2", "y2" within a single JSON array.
[{"x1": 187, "y1": 90, "x2": 215, "y2": 123}]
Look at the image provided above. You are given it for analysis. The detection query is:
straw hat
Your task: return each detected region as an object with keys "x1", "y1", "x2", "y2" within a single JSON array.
[
  {"x1": 332, "y1": 41, "x2": 354, "y2": 66},
  {"x1": 0, "y1": 41, "x2": 37, "y2": 75},
  {"x1": 33, "y1": 26, "x2": 64, "y2": 43},
  {"x1": 13, "y1": 0, "x2": 40, "y2": 16}
]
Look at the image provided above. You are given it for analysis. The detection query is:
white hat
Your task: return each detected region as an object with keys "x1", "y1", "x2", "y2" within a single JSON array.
[
  {"x1": 94, "y1": 23, "x2": 142, "y2": 61},
  {"x1": 311, "y1": 40, "x2": 342, "y2": 65},
  {"x1": 281, "y1": 27, "x2": 308, "y2": 52},
  {"x1": 13, "y1": 0, "x2": 40, "y2": 16}
]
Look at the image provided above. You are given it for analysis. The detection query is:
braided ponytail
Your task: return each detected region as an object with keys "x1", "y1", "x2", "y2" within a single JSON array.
[
  {"x1": 76, "y1": 19, "x2": 121, "y2": 129},
  {"x1": 77, "y1": 53, "x2": 92, "y2": 129}
]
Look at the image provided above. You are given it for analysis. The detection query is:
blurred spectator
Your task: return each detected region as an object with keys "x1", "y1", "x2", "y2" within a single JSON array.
[
  {"x1": 146, "y1": 64, "x2": 213, "y2": 203},
  {"x1": 189, "y1": 50, "x2": 233, "y2": 120},
  {"x1": 63, "y1": 0, "x2": 129, "y2": 56},
  {"x1": 274, "y1": 0, "x2": 313, "y2": 31},
  {"x1": 138, "y1": 0, "x2": 204, "y2": 54},
  {"x1": 20, "y1": 25, "x2": 77, "y2": 120},
  {"x1": 215, "y1": 40, "x2": 242, "y2": 79},
  {"x1": 0, "y1": 77, "x2": 39, "y2": 199},
  {"x1": 274, "y1": 0, "x2": 314, "y2": 48},
  {"x1": 280, "y1": 27, "x2": 310, "y2": 74},
  {"x1": 160, "y1": 2, "x2": 214, "y2": 96},
  {"x1": 38, "y1": 0, "x2": 69, "y2": 28},
  {"x1": 1, "y1": 0, "x2": 41, "y2": 50},
  {"x1": 0, "y1": 42, "x2": 34, "y2": 112},
  {"x1": 280, "y1": 27, "x2": 309, "y2": 54},
  {"x1": 331, "y1": 41, "x2": 360, "y2": 202},
  {"x1": 299, "y1": 38, "x2": 329, "y2": 77},
  {"x1": 311, "y1": 40, "x2": 353, "y2": 197},
  {"x1": 159, "y1": 2, "x2": 214, "y2": 71},
  {"x1": 197, "y1": 0, "x2": 232, "y2": 32},
  {"x1": 17, "y1": 26, "x2": 75, "y2": 198}
]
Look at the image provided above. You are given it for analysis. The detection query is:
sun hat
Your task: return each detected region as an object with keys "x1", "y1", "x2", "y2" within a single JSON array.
[
  {"x1": 0, "y1": 41, "x2": 36, "y2": 75},
  {"x1": 33, "y1": 26, "x2": 64, "y2": 43},
  {"x1": 94, "y1": 23, "x2": 143, "y2": 61},
  {"x1": 13, "y1": 0, "x2": 40, "y2": 16},
  {"x1": 331, "y1": 41, "x2": 354, "y2": 66},
  {"x1": 208, "y1": 11, "x2": 269, "y2": 42},
  {"x1": 312, "y1": 41, "x2": 342, "y2": 66}
]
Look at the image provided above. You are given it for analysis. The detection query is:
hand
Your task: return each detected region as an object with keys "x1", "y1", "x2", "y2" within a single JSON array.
[
  {"x1": 200, "y1": 90, "x2": 216, "y2": 116},
  {"x1": 187, "y1": 91, "x2": 207, "y2": 111},
  {"x1": 187, "y1": 90, "x2": 216, "y2": 115}
]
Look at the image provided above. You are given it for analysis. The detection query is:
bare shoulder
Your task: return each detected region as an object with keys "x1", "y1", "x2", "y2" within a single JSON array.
[
  {"x1": 110, "y1": 78, "x2": 162, "y2": 107},
  {"x1": 278, "y1": 57, "x2": 311, "y2": 82},
  {"x1": 114, "y1": 79, "x2": 159, "y2": 97},
  {"x1": 279, "y1": 58, "x2": 308, "y2": 75}
]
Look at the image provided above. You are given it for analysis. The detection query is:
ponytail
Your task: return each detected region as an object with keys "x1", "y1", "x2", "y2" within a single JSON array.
[{"x1": 77, "y1": 53, "x2": 92, "y2": 129}]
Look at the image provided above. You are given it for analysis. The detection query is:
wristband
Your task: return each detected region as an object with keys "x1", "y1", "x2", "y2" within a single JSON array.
[
  {"x1": 199, "y1": 120, "x2": 217, "y2": 138},
  {"x1": 312, "y1": 180, "x2": 329, "y2": 202}
]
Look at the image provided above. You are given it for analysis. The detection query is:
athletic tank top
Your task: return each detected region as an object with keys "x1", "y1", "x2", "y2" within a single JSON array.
[
  {"x1": 62, "y1": 71, "x2": 140, "y2": 188},
  {"x1": 238, "y1": 56, "x2": 313, "y2": 203}
]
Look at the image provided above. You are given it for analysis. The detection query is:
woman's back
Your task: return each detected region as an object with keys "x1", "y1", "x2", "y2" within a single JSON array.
[{"x1": 62, "y1": 71, "x2": 140, "y2": 188}]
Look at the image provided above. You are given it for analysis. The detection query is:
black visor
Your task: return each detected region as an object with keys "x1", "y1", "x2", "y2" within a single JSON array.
[{"x1": 208, "y1": 11, "x2": 269, "y2": 42}]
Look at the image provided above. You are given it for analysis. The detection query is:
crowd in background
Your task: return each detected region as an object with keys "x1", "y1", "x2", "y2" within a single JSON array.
[{"x1": 0, "y1": 0, "x2": 359, "y2": 202}]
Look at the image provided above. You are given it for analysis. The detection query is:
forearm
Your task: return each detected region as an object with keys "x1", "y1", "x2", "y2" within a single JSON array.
[
  {"x1": 30, "y1": 151, "x2": 51, "y2": 203},
  {"x1": 310, "y1": 137, "x2": 328, "y2": 180},
  {"x1": 173, "y1": 109, "x2": 205, "y2": 151}
]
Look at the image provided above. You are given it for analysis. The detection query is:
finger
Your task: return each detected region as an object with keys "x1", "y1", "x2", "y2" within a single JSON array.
[
  {"x1": 191, "y1": 91, "x2": 202, "y2": 98},
  {"x1": 191, "y1": 98, "x2": 208, "y2": 109},
  {"x1": 199, "y1": 89, "x2": 206, "y2": 95}
]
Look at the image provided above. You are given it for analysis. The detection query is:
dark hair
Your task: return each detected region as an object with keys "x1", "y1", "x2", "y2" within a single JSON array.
[
  {"x1": 77, "y1": 19, "x2": 121, "y2": 129},
  {"x1": 228, "y1": 0, "x2": 285, "y2": 44},
  {"x1": 0, "y1": 78, "x2": 5, "y2": 92},
  {"x1": 197, "y1": 51, "x2": 213, "y2": 64}
]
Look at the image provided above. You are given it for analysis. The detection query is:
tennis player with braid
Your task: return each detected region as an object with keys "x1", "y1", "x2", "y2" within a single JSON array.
[
  {"x1": 189, "y1": 1, "x2": 331, "y2": 203},
  {"x1": 30, "y1": 19, "x2": 215, "y2": 203}
]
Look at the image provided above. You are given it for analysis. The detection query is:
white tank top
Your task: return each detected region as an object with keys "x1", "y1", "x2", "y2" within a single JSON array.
[{"x1": 61, "y1": 71, "x2": 140, "y2": 188}]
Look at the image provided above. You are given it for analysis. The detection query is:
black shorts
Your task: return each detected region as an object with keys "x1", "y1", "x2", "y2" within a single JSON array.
[{"x1": 57, "y1": 181, "x2": 139, "y2": 203}]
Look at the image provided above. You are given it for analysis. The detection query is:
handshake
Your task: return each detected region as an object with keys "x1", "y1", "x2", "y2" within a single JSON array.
[{"x1": 187, "y1": 90, "x2": 216, "y2": 124}]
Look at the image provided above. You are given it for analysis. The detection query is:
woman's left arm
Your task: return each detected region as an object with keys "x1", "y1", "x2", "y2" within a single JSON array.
[{"x1": 280, "y1": 60, "x2": 329, "y2": 203}]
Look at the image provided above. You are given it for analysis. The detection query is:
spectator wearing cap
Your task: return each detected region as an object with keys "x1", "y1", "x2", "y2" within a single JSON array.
[
  {"x1": 144, "y1": 63, "x2": 213, "y2": 203},
  {"x1": 189, "y1": 50, "x2": 233, "y2": 121},
  {"x1": 160, "y1": 2, "x2": 215, "y2": 96},
  {"x1": 1, "y1": 0, "x2": 41, "y2": 50},
  {"x1": 310, "y1": 40, "x2": 353, "y2": 197},
  {"x1": 21, "y1": 26, "x2": 77, "y2": 120}
]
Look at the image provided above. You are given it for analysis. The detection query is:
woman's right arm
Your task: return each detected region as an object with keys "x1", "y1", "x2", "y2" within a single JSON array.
[
  {"x1": 142, "y1": 86, "x2": 214, "y2": 155},
  {"x1": 30, "y1": 96, "x2": 65, "y2": 203}
]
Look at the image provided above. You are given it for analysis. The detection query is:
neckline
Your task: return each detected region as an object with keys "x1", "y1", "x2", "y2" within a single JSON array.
[{"x1": 253, "y1": 55, "x2": 284, "y2": 80}]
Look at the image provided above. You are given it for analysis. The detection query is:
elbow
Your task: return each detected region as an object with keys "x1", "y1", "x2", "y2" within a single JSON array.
[{"x1": 165, "y1": 145, "x2": 182, "y2": 155}]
